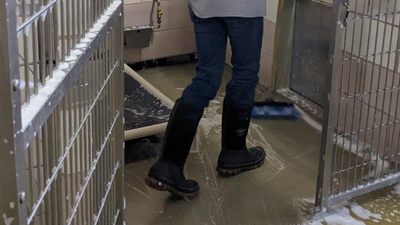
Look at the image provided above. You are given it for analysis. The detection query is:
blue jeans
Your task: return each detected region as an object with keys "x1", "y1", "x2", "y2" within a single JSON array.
[{"x1": 181, "y1": 9, "x2": 264, "y2": 109}]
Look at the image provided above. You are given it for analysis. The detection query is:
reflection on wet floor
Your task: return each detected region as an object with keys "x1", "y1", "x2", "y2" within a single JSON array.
[{"x1": 124, "y1": 60, "x2": 400, "y2": 225}]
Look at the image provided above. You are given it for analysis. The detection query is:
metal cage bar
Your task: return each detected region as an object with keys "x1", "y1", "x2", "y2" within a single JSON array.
[
  {"x1": 0, "y1": 0, "x2": 125, "y2": 224},
  {"x1": 316, "y1": 0, "x2": 400, "y2": 211}
]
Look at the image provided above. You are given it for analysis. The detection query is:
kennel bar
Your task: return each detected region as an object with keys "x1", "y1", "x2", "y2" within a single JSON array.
[
  {"x1": 0, "y1": 0, "x2": 125, "y2": 224},
  {"x1": 316, "y1": 0, "x2": 400, "y2": 211}
]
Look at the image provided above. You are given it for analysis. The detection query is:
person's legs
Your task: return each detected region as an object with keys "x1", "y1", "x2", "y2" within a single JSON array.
[
  {"x1": 146, "y1": 9, "x2": 228, "y2": 197},
  {"x1": 217, "y1": 17, "x2": 266, "y2": 176},
  {"x1": 180, "y1": 11, "x2": 228, "y2": 109},
  {"x1": 226, "y1": 17, "x2": 263, "y2": 106}
]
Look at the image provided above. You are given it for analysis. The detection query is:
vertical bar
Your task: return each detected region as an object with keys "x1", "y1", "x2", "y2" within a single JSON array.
[
  {"x1": 27, "y1": 144, "x2": 36, "y2": 225},
  {"x1": 389, "y1": 7, "x2": 400, "y2": 174},
  {"x1": 359, "y1": 0, "x2": 376, "y2": 183},
  {"x1": 100, "y1": 44, "x2": 106, "y2": 223},
  {"x1": 60, "y1": 0, "x2": 66, "y2": 61},
  {"x1": 94, "y1": 62, "x2": 99, "y2": 216},
  {"x1": 32, "y1": 1, "x2": 39, "y2": 95},
  {"x1": 83, "y1": 0, "x2": 87, "y2": 33},
  {"x1": 72, "y1": 0, "x2": 76, "y2": 48},
  {"x1": 73, "y1": 80, "x2": 79, "y2": 225},
  {"x1": 89, "y1": 56, "x2": 94, "y2": 225},
  {"x1": 53, "y1": 1, "x2": 60, "y2": 68},
  {"x1": 35, "y1": 133, "x2": 43, "y2": 225},
  {"x1": 346, "y1": 0, "x2": 367, "y2": 191},
  {"x1": 78, "y1": 0, "x2": 81, "y2": 40},
  {"x1": 90, "y1": 0, "x2": 93, "y2": 29},
  {"x1": 73, "y1": 140, "x2": 79, "y2": 225},
  {"x1": 49, "y1": 113, "x2": 59, "y2": 225},
  {"x1": 42, "y1": 122, "x2": 52, "y2": 225},
  {"x1": 68, "y1": 90, "x2": 75, "y2": 225},
  {"x1": 56, "y1": 107, "x2": 62, "y2": 225},
  {"x1": 97, "y1": 68, "x2": 102, "y2": 217},
  {"x1": 368, "y1": 0, "x2": 384, "y2": 182},
  {"x1": 66, "y1": 0, "x2": 71, "y2": 56},
  {"x1": 89, "y1": 63, "x2": 93, "y2": 225},
  {"x1": 39, "y1": 1, "x2": 47, "y2": 86},
  {"x1": 115, "y1": 14, "x2": 125, "y2": 224},
  {"x1": 56, "y1": 109, "x2": 63, "y2": 225},
  {"x1": 315, "y1": 0, "x2": 349, "y2": 212},
  {"x1": 339, "y1": 0, "x2": 360, "y2": 192},
  {"x1": 63, "y1": 95, "x2": 71, "y2": 223},
  {"x1": 106, "y1": 77, "x2": 111, "y2": 225},
  {"x1": 377, "y1": 2, "x2": 399, "y2": 178},
  {"x1": 361, "y1": 0, "x2": 382, "y2": 183},
  {"x1": 61, "y1": 98, "x2": 68, "y2": 224},
  {"x1": 78, "y1": 76, "x2": 85, "y2": 225},
  {"x1": 48, "y1": 5, "x2": 54, "y2": 78},
  {"x1": 83, "y1": 66, "x2": 89, "y2": 225},
  {"x1": 95, "y1": 0, "x2": 98, "y2": 27},
  {"x1": 107, "y1": 32, "x2": 113, "y2": 220},
  {"x1": 353, "y1": 0, "x2": 369, "y2": 188},
  {"x1": 22, "y1": 0, "x2": 31, "y2": 103},
  {"x1": 370, "y1": 1, "x2": 390, "y2": 181},
  {"x1": 331, "y1": 13, "x2": 350, "y2": 195}
]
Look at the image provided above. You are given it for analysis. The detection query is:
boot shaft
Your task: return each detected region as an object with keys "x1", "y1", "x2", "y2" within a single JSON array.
[
  {"x1": 222, "y1": 98, "x2": 253, "y2": 151},
  {"x1": 161, "y1": 99, "x2": 204, "y2": 167}
]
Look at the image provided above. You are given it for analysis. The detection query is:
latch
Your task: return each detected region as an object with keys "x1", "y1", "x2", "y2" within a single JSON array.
[
  {"x1": 342, "y1": 1, "x2": 350, "y2": 27},
  {"x1": 155, "y1": 0, "x2": 164, "y2": 29}
]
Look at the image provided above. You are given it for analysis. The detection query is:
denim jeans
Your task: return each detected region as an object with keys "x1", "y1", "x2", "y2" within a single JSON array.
[{"x1": 181, "y1": 9, "x2": 264, "y2": 109}]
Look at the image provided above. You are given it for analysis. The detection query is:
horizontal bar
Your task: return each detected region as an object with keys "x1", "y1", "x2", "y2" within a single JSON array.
[
  {"x1": 67, "y1": 113, "x2": 120, "y2": 225},
  {"x1": 340, "y1": 86, "x2": 400, "y2": 101},
  {"x1": 343, "y1": 49, "x2": 400, "y2": 62},
  {"x1": 17, "y1": 0, "x2": 59, "y2": 32},
  {"x1": 348, "y1": 10, "x2": 400, "y2": 22},
  {"x1": 332, "y1": 156, "x2": 396, "y2": 175},
  {"x1": 93, "y1": 162, "x2": 120, "y2": 225},
  {"x1": 27, "y1": 61, "x2": 120, "y2": 224},
  {"x1": 20, "y1": 1, "x2": 123, "y2": 148},
  {"x1": 336, "y1": 119, "x2": 400, "y2": 137},
  {"x1": 328, "y1": 173, "x2": 400, "y2": 205},
  {"x1": 113, "y1": 209, "x2": 121, "y2": 225}
]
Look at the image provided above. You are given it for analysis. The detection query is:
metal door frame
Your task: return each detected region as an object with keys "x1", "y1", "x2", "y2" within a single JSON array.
[
  {"x1": 0, "y1": 0, "x2": 125, "y2": 224},
  {"x1": 315, "y1": 0, "x2": 350, "y2": 212},
  {"x1": 272, "y1": 0, "x2": 297, "y2": 91},
  {"x1": 272, "y1": 0, "x2": 326, "y2": 121}
]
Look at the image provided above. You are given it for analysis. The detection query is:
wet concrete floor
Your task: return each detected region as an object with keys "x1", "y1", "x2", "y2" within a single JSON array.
[{"x1": 124, "y1": 60, "x2": 400, "y2": 225}]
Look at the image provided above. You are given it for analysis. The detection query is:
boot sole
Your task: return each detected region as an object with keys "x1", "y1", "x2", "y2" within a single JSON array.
[
  {"x1": 145, "y1": 176, "x2": 199, "y2": 198},
  {"x1": 217, "y1": 157, "x2": 265, "y2": 177}
]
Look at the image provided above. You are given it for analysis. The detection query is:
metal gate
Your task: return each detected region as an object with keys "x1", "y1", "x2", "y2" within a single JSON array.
[
  {"x1": 316, "y1": 0, "x2": 400, "y2": 211},
  {"x1": 0, "y1": 0, "x2": 125, "y2": 224}
]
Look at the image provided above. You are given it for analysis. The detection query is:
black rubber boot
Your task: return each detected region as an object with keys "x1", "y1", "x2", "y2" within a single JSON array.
[
  {"x1": 146, "y1": 99, "x2": 203, "y2": 198},
  {"x1": 217, "y1": 98, "x2": 266, "y2": 177}
]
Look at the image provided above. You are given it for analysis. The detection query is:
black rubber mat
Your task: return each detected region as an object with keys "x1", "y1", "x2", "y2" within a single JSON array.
[{"x1": 124, "y1": 72, "x2": 171, "y2": 131}]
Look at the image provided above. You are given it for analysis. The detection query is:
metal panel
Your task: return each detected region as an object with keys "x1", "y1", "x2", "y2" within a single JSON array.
[
  {"x1": 0, "y1": 0, "x2": 26, "y2": 223},
  {"x1": 290, "y1": 0, "x2": 332, "y2": 106},
  {"x1": 272, "y1": 0, "x2": 297, "y2": 91},
  {"x1": 0, "y1": 0, "x2": 125, "y2": 224},
  {"x1": 316, "y1": 0, "x2": 400, "y2": 211}
]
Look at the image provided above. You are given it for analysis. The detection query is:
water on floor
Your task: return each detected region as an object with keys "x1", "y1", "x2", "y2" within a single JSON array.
[{"x1": 124, "y1": 59, "x2": 400, "y2": 225}]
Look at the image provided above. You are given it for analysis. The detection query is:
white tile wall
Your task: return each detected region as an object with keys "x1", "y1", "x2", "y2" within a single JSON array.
[{"x1": 266, "y1": 0, "x2": 279, "y2": 23}]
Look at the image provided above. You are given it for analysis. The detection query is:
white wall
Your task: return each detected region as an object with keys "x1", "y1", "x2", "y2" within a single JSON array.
[
  {"x1": 124, "y1": 0, "x2": 197, "y2": 63},
  {"x1": 266, "y1": 0, "x2": 279, "y2": 23}
]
